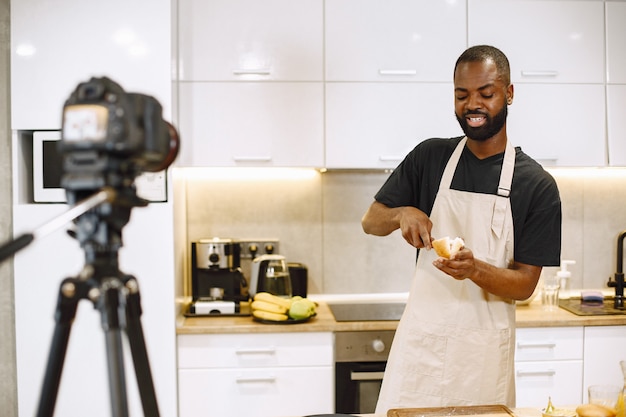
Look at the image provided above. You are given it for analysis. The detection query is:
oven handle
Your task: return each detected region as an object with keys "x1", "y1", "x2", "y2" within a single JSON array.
[{"x1": 350, "y1": 371, "x2": 385, "y2": 381}]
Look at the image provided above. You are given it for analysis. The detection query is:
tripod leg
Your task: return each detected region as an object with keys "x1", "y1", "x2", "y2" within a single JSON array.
[
  {"x1": 37, "y1": 278, "x2": 80, "y2": 417},
  {"x1": 99, "y1": 280, "x2": 130, "y2": 417},
  {"x1": 124, "y1": 277, "x2": 160, "y2": 417}
]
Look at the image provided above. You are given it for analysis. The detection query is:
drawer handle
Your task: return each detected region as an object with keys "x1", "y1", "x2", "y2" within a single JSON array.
[
  {"x1": 232, "y1": 156, "x2": 272, "y2": 162},
  {"x1": 516, "y1": 369, "x2": 556, "y2": 377},
  {"x1": 232, "y1": 69, "x2": 271, "y2": 75},
  {"x1": 351, "y1": 371, "x2": 385, "y2": 381},
  {"x1": 520, "y1": 70, "x2": 559, "y2": 77},
  {"x1": 236, "y1": 375, "x2": 277, "y2": 383},
  {"x1": 235, "y1": 347, "x2": 277, "y2": 355},
  {"x1": 517, "y1": 342, "x2": 557, "y2": 349},
  {"x1": 378, "y1": 69, "x2": 417, "y2": 76}
]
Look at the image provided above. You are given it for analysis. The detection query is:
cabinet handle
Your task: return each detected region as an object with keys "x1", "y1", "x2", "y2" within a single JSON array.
[
  {"x1": 378, "y1": 69, "x2": 417, "y2": 76},
  {"x1": 520, "y1": 70, "x2": 559, "y2": 77},
  {"x1": 232, "y1": 156, "x2": 273, "y2": 162},
  {"x1": 232, "y1": 69, "x2": 271, "y2": 75},
  {"x1": 351, "y1": 371, "x2": 385, "y2": 381},
  {"x1": 234, "y1": 347, "x2": 277, "y2": 355},
  {"x1": 379, "y1": 156, "x2": 403, "y2": 162},
  {"x1": 236, "y1": 375, "x2": 277, "y2": 383},
  {"x1": 516, "y1": 342, "x2": 557, "y2": 349},
  {"x1": 516, "y1": 369, "x2": 556, "y2": 377}
]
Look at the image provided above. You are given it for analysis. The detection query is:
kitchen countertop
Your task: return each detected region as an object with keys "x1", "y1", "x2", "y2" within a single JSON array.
[{"x1": 176, "y1": 298, "x2": 626, "y2": 334}]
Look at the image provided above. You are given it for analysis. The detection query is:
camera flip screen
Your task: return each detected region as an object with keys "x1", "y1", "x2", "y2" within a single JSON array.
[{"x1": 62, "y1": 104, "x2": 109, "y2": 143}]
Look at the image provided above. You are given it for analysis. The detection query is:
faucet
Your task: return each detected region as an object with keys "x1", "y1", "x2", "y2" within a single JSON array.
[{"x1": 608, "y1": 229, "x2": 626, "y2": 309}]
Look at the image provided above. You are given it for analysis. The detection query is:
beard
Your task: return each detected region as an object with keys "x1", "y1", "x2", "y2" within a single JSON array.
[{"x1": 455, "y1": 104, "x2": 508, "y2": 142}]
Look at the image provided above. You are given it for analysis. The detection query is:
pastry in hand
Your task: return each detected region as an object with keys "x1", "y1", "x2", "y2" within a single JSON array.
[{"x1": 432, "y1": 236, "x2": 465, "y2": 259}]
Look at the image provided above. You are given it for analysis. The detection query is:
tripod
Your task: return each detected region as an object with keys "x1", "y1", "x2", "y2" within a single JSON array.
[{"x1": 0, "y1": 188, "x2": 160, "y2": 417}]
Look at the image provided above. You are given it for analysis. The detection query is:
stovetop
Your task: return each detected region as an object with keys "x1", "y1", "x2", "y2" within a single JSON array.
[{"x1": 328, "y1": 302, "x2": 406, "y2": 322}]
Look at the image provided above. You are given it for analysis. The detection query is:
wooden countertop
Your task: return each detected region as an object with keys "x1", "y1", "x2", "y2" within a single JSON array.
[{"x1": 177, "y1": 300, "x2": 626, "y2": 335}]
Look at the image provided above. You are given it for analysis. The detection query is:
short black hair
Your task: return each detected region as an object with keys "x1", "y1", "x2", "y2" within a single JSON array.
[{"x1": 454, "y1": 45, "x2": 511, "y2": 86}]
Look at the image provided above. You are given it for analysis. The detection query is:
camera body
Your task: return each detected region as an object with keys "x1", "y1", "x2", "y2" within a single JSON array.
[{"x1": 59, "y1": 77, "x2": 178, "y2": 202}]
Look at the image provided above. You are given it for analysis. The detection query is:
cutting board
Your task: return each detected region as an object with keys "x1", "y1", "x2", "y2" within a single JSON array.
[{"x1": 388, "y1": 404, "x2": 516, "y2": 417}]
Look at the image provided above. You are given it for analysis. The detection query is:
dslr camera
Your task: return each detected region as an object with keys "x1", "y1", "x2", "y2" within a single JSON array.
[{"x1": 59, "y1": 77, "x2": 179, "y2": 204}]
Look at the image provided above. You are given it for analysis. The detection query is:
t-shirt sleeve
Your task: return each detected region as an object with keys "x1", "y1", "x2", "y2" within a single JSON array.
[
  {"x1": 513, "y1": 174, "x2": 562, "y2": 267},
  {"x1": 374, "y1": 151, "x2": 418, "y2": 208}
]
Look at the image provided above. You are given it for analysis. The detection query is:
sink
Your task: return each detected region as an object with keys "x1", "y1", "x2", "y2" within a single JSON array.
[{"x1": 559, "y1": 297, "x2": 626, "y2": 316}]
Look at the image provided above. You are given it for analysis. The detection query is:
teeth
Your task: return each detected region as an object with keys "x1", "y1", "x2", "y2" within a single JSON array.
[{"x1": 470, "y1": 117, "x2": 483, "y2": 122}]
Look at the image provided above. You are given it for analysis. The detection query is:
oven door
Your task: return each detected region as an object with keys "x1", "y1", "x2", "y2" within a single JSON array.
[{"x1": 335, "y1": 361, "x2": 386, "y2": 414}]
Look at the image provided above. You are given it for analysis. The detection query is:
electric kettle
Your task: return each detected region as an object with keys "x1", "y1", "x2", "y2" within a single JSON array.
[{"x1": 249, "y1": 254, "x2": 292, "y2": 298}]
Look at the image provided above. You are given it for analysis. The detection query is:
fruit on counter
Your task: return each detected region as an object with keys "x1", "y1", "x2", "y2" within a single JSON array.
[
  {"x1": 253, "y1": 292, "x2": 292, "y2": 309},
  {"x1": 251, "y1": 292, "x2": 317, "y2": 321},
  {"x1": 289, "y1": 298, "x2": 316, "y2": 320},
  {"x1": 252, "y1": 309, "x2": 288, "y2": 321},
  {"x1": 250, "y1": 300, "x2": 288, "y2": 315},
  {"x1": 576, "y1": 404, "x2": 617, "y2": 417}
]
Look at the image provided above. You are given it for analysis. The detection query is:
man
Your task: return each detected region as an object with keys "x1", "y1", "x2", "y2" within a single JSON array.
[{"x1": 362, "y1": 45, "x2": 562, "y2": 411}]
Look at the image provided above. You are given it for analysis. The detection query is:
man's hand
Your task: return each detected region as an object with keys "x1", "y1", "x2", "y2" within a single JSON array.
[
  {"x1": 398, "y1": 206, "x2": 433, "y2": 250},
  {"x1": 432, "y1": 248, "x2": 475, "y2": 280},
  {"x1": 432, "y1": 246, "x2": 543, "y2": 300},
  {"x1": 362, "y1": 202, "x2": 434, "y2": 249}
]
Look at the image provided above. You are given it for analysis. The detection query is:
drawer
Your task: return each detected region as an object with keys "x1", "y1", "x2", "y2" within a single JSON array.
[
  {"x1": 515, "y1": 360, "x2": 583, "y2": 407},
  {"x1": 178, "y1": 366, "x2": 334, "y2": 417},
  {"x1": 515, "y1": 327, "x2": 583, "y2": 361},
  {"x1": 177, "y1": 332, "x2": 333, "y2": 369}
]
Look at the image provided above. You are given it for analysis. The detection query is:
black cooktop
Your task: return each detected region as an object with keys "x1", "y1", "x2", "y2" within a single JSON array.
[{"x1": 328, "y1": 302, "x2": 406, "y2": 322}]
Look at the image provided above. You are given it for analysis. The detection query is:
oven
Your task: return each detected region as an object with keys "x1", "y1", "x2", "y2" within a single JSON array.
[{"x1": 328, "y1": 302, "x2": 405, "y2": 414}]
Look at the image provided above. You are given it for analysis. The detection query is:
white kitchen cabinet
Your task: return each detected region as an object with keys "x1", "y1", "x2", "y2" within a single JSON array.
[
  {"x1": 178, "y1": 0, "x2": 323, "y2": 81},
  {"x1": 607, "y1": 1, "x2": 626, "y2": 84},
  {"x1": 469, "y1": 0, "x2": 605, "y2": 84},
  {"x1": 583, "y1": 326, "x2": 626, "y2": 402},
  {"x1": 177, "y1": 332, "x2": 334, "y2": 417},
  {"x1": 325, "y1": 82, "x2": 462, "y2": 169},
  {"x1": 607, "y1": 85, "x2": 626, "y2": 167},
  {"x1": 506, "y1": 84, "x2": 606, "y2": 166},
  {"x1": 177, "y1": 82, "x2": 324, "y2": 167},
  {"x1": 514, "y1": 327, "x2": 584, "y2": 407},
  {"x1": 176, "y1": 0, "x2": 324, "y2": 167},
  {"x1": 325, "y1": 0, "x2": 466, "y2": 82},
  {"x1": 11, "y1": 0, "x2": 172, "y2": 130}
]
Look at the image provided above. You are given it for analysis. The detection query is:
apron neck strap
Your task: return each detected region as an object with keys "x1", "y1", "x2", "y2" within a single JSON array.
[{"x1": 440, "y1": 137, "x2": 516, "y2": 194}]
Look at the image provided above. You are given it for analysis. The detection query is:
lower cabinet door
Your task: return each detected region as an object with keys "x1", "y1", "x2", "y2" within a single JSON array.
[
  {"x1": 178, "y1": 366, "x2": 333, "y2": 417},
  {"x1": 515, "y1": 360, "x2": 583, "y2": 407}
]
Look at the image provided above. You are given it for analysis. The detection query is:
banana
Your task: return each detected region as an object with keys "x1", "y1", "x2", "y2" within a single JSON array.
[
  {"x1": 253, "y1": 292, "x2": 292, "y2": 310},
  {"x1": 251, "y1": 300, "x2": 288, "y2": 315},
  {"x1": 252, "y1": 309, "x2": 288, "y2": 322}
]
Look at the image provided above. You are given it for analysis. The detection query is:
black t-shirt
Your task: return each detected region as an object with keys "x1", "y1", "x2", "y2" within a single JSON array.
[{"x1": 375, "y1": 136, "x2": 562, "y2": 267}]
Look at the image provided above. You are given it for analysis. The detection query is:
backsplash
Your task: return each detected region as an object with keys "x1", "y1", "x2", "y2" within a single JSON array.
[{"x1": 176, "y1": 167, "x2": 626, "y2": 296}]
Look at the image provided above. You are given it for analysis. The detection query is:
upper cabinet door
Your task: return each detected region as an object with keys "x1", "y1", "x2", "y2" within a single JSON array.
[
  {"x1": 469, "y1": 0, "x2": 605, "y2": 84},
  {"x1": 325, "y1": 0, "x2": 467, "y2": 82},
  {"x1": 507, "y1": 84, "x2": 606, "y2": 167},
  {"x1": 607, "y1": 1, "x2": 626, "y2": 84},
  {"x1": 178, "y1": 82, "x2": 324, "y2": 167},
  {"x1": 11, "y1": 0, "x2": 171, "y2": 130},
  {"x1": 178, "y1": 0, "x2": 323, "y2": 81}
]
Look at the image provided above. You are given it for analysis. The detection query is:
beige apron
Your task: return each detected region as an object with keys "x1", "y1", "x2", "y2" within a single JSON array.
[{"x1": 376, "y1": 137, "x2": 517, "y2": 413}]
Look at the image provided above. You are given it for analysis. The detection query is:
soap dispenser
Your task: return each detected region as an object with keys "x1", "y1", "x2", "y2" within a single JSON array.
[{"x1": 557, "y1": 260, "x2": 575, "y2": 299}]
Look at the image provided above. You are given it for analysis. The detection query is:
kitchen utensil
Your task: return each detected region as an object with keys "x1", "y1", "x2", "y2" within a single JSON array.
[
  {"x1": 288, "y1": 262, "x2": 308, "y2": 297},
  {"x1": 588, "y1": 385, "x2": 621, "y2": 409},
  {"x1": 387, "y1": 405, "x2": 515, "y2": 417},
  {"x1": 249, "y1": 254, "x2": 292, "y2": 298},
  {"x1": 191, "y1": 239, "x2": 248, "y2": 303},
  {"x1": 542, "y1": 274, "x2": 560, "y2": 310}
]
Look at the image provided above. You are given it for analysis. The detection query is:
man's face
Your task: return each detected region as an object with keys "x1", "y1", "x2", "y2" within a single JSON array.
[{"x1": 453, "y1": 60, "x2": 513, "y2": 142}]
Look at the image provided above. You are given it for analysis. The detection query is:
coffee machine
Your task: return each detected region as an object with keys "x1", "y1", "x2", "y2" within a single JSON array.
[{"x1": 190, "y1": 238, "x2": 248, "y2": 315}]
